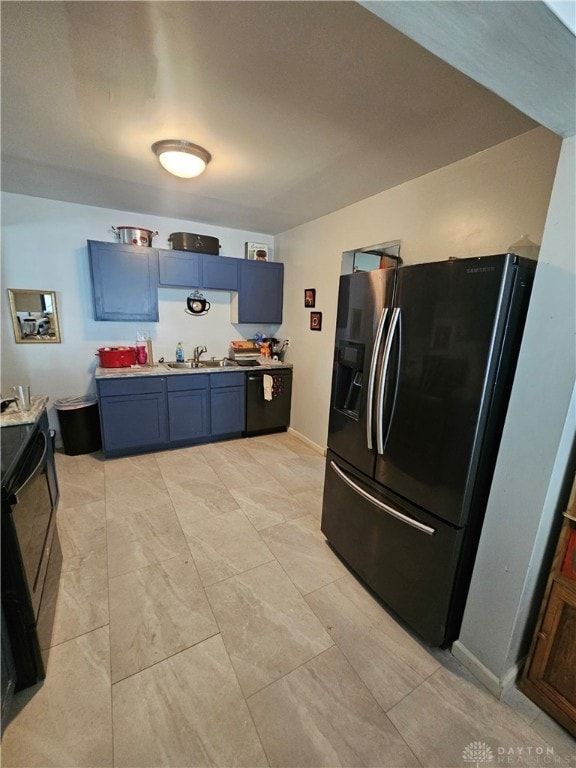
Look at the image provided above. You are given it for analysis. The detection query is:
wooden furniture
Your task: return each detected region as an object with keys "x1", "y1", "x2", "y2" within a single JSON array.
[{"x1": 520, "y1": 472, "x2": 576, "y2": 737}]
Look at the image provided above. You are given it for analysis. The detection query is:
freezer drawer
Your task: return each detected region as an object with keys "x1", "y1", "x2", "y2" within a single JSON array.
[{"x1": 321, "y1": 450, "x2": 465, "y2": 646}]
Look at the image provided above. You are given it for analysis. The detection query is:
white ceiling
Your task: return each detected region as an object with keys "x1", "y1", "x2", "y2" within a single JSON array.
[
  {"x1": 0, "y1": 1, "x2": 556, "y2": 234},
  {"x1": 361, "y1": 0, "x2": 576, "y2": 139}
]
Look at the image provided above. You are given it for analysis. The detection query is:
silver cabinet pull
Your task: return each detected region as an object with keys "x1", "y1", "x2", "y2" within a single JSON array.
[
  {"x1": 376, "y1": 307, "x2": 400, "y2": 455},
  {"x1": 330, "y1": 460, "x2": 435, "y2": 535},
  {"x1": 366, "y1": 307, "x2": 388, "y2": 450}
]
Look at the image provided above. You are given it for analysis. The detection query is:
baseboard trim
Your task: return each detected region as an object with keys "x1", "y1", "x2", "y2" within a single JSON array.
[
  {"x1": 287, "y1": 427, "x2": 326, "y2": 456},
  {"x1": 451, "y1": 641, "x2": 521, "y2": 700}
]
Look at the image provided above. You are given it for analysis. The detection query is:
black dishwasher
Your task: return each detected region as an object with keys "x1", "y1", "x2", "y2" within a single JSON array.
[{"x1": 244, "y1": 369, "x2": 292, "y2": 436}]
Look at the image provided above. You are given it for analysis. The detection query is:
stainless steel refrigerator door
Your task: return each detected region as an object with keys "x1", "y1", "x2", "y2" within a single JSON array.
[
  {"x1": 374, "y1": 254, "x2": 530, "y2": 528},
  {"x1": 327, "y1": 269, "x2": 394, "y2": 477}
]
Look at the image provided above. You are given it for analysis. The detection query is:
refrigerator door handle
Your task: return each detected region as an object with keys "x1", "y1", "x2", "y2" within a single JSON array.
[
  {"x1": 329, "y1": 460, "x2": 435, "y2": 536},
  {"x1": 376, "y1": 307, "x2": 401, "y2": 454},
  {"x1": 366, "y1": 307, "x2": 389, "y2": 450}
]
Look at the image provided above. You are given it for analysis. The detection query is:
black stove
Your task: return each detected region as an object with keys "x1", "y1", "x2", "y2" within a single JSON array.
[
  {"x1": 1, "y1": 423, "x2": 38, "y2": 491},
  {"x1": 1, "y1": 413, "x2": 60, "y2": 701}
]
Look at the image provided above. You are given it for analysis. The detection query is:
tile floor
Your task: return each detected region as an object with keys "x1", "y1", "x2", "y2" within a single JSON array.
[{"x1": 2, "y1": 432, "x2": 575, "y2": 767}]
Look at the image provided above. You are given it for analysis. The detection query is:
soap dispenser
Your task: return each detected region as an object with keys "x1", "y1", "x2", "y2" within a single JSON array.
[{"x1": 176, "y1": 342, "x2": 184, "y2": 362}]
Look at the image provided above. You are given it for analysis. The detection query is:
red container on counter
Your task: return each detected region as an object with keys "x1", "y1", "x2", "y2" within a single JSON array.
[{"x1": 96, "y1": 347, "x2": 137, "y2": 367}]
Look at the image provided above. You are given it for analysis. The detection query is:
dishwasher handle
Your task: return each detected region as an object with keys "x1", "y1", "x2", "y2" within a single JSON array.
[{"x1": 247, "y1": 372, "x2": 290, "y2": 381}]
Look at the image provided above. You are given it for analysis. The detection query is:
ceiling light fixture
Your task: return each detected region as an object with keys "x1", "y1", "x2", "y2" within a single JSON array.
[{"x1": 151, "y1": 140, "x2": 211, "y2": 179}]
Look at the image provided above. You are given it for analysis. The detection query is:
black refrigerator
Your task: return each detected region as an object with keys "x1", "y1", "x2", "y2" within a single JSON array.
[{"x1": 321, "y1": 253, "x2": 535, "y2": 646}]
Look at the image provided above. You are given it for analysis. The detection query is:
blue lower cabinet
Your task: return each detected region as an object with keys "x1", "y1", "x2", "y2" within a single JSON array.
[
  {"x1": 98, "y1": 377, "x2": 168, "y2": 455},
  {"x1": 211, "y1": 387, "x2": 245, "y2": 436},
  {"x1": 210, "y1": 372, "x2": 245, "y2": 437},
  {"x1": 167, "y1": 374, "x2": 210, "y2": 442},
  {"x1": 98, "y1": 371, "x2": 247, "y2": 456}
]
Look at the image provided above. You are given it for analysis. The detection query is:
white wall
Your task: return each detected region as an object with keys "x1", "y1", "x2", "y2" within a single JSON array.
[
  {"x1": 453, "y1": 135, "x2": 576, "y2": 693},
  {"x1": 277, "y1": 127, "x2": 561, "y2": 450},
  {"x1": 0, "y1": 196, "x2": 276, "y2": 436}
]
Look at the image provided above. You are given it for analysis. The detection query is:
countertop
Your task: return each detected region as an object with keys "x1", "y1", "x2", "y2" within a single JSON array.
[
  {"x1": 0, "y1": 395, "x2": 49, "y2": 427},
  {"x1": 95, "y1": 358, "x2": 292, "y2": 379}
]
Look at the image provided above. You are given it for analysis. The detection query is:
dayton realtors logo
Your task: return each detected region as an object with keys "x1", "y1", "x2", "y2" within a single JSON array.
[
  {"x1": 463, "y1": 741, "x2": 494, "y2": 768},
  {"x1": 462, "y1": 742, "x2": 572, "y2": 766}
]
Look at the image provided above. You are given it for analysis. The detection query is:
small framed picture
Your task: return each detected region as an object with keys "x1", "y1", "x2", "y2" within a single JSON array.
[
  {"x1": 304, "y1": 289, "x2": 316, "y2": 308},
  {"x1": 245, "y1": 242, "x2": 269, "y2": 261},
  {"x1": 310, "y1": 311, "x2": 322, "y2": 331}
]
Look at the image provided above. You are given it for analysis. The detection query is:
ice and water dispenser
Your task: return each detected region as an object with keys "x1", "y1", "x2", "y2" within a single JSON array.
[{"x1": 333, "y1": 341, "x2": 365, "y2": 419}]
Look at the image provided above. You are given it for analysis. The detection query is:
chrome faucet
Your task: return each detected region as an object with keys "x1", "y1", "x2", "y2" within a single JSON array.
[{"x1": 194, "y1": 345, "x2": 207, "y2": 364}]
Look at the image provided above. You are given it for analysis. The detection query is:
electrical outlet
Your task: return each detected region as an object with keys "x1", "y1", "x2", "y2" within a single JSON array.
[{"x1": 285, "y1": 338, "x2": 290, "y2": 346}]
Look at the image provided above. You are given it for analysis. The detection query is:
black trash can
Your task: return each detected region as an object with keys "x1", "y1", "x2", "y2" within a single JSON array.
[{"x1": 54, "y1": 396, "x2": 102, "y2": 456}]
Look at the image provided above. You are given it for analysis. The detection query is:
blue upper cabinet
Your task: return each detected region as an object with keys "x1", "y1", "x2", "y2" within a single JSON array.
[
  {"x1": 88, "y1": 241, "x2": 281, "y2": 324},
  {"x1": 158, "y1": 250, "x2": 202, "y2": 288},
  {"x1": 88, "y1": 240, "x2": 159, "y2": 322},
  {"x1": 202, "y1": 254, "x2": 239, "y2": 290},
  {"x1": 158, "y1": 250, "x2": 238, "y2": 291},
  {"x1": 236, "y1": 260, "x2": 284, "y2": 324}
]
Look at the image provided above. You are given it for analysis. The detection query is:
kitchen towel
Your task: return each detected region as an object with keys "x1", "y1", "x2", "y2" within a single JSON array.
[
  {"x1": 263, "y1": 374, "x2": 284, "y2": 401},
  {"x1": 272, "y1": 374, "x2": 284, "y2": 397},
  {"x1": 263, "y1": 374, "x2": 273, "y2": 401}
]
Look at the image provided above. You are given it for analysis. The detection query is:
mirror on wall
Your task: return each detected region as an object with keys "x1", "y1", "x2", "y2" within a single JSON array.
[
  {"x1": 8, "y1": 289, "x2": 61, "y2": 343},
  {"x1": 352, "y1": 240, "x2": 402, "y2": 272}
]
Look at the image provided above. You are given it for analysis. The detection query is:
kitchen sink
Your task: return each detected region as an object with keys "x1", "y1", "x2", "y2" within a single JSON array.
[
  {"x1": 163, "y1": 359, "x2": 236, "y2": 370},
  {"x1": 198, "y1": 359, "x2": 236, "y2": 368}
]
